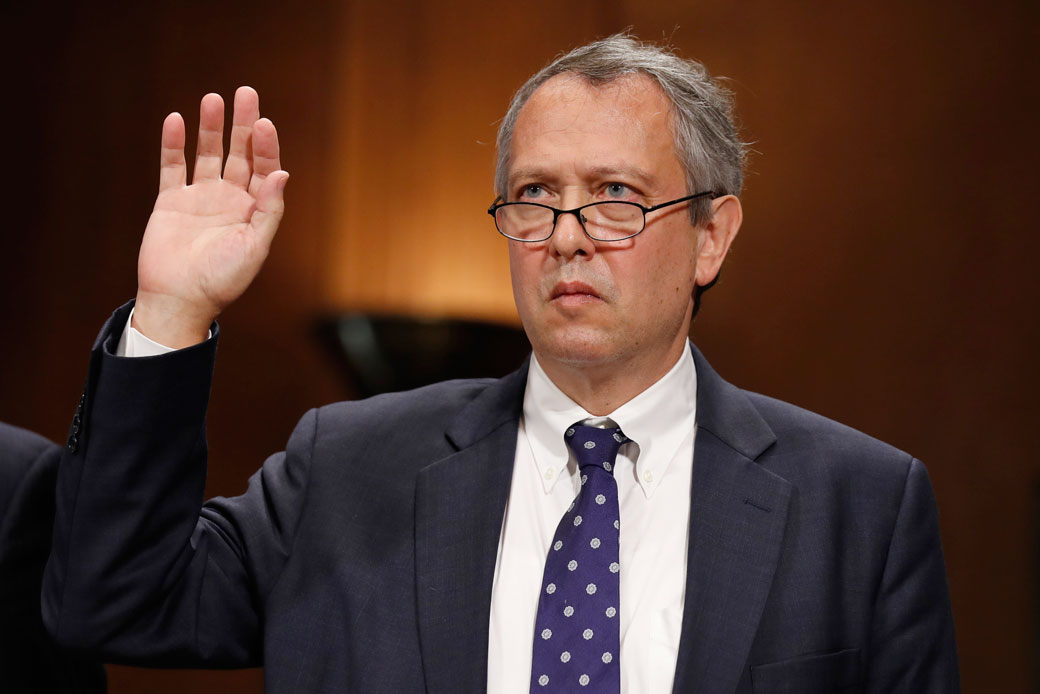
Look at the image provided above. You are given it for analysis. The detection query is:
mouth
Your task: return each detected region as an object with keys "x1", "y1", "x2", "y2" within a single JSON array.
[{"x1": 550, "y1": 280, "x2": 603, "y2": 305}]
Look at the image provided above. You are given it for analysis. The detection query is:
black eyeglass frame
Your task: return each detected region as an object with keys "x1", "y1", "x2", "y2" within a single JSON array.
[{"x1": 487, "y1": 190, "x2": 719, "y2": 243}]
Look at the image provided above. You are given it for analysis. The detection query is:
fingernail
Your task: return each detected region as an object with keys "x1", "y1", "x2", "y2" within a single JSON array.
[{"x1": 278, "y1": 173, "x2": 289, "y2": 192}]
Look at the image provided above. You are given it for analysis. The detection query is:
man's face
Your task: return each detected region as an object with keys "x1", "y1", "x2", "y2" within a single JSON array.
[{"x1": 506, "y1": 73, "x2": 703, "y2": 377}]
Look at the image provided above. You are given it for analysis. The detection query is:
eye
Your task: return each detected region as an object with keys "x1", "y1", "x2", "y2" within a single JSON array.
[
  {"x1": 518, "y1": 184, "x2": 545, "y2": 200},
  {"x1": 604, "y1": 182, "x2": 634, "y2": 199}
]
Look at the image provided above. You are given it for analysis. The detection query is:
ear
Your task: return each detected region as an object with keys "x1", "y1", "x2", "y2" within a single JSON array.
[{"x1": 694, "y1": 195, "x2": 742, "y2": 288}]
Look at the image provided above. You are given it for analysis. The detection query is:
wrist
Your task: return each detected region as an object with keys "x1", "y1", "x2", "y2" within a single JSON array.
[{"x1": 131, "y1": 291, "x2": 216, "y2": 349}]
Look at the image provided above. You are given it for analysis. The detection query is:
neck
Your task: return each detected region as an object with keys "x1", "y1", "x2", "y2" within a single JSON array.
[{"x1": 536, "y1": 337, "x2": 689, "y2": 416}]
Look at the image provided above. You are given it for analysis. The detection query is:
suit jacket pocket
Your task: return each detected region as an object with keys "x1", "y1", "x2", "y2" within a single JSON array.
[{"x1": 750, "y1": 648, "x2": 861, "y2": 694}]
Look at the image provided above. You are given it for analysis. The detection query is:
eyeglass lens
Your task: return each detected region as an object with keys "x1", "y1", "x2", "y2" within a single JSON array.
[{"x1": 496, "y1": 202, "x2": 643, "y2": 241}]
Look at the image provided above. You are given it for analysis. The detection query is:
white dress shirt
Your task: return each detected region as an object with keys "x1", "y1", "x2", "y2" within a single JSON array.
[
  {"x1": 119, "y1": 315, "x2": 698, "y2": 693},
  {"x1": 116, "y1": 309, "x2": 205, "y2": 357},
  {"x1": 488, "y1": 345, "x2": 697, "y2": 694}
]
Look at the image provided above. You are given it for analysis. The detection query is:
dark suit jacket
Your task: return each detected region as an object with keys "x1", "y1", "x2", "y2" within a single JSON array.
[
  {"x1": 0, "y1": 422, "x2": 107, "y2": 693},
  {"x1": 43, "y1": 302, "x2": 958, "y2": 693}
]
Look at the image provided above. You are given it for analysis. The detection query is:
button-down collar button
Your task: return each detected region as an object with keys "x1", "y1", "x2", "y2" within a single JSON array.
[
  {"x1": 545, "y1": 468, "x2": 554, "y2": 480},
  {"x1": 642, "y1": 470, "x2": 653, "y2": 483}
]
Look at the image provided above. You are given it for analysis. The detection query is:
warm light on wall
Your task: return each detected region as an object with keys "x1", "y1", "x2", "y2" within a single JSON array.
[
  {"x1": 321, "y1": 0, "x2": 524, "y2": 324},
  {"x1": 319, "y1": 0, "x2": 626, "y2": 325}
]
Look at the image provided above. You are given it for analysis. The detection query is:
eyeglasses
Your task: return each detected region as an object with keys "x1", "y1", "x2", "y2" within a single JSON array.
[{"x1": 487, "y1": 191, "x2": 717, "y2": 243}]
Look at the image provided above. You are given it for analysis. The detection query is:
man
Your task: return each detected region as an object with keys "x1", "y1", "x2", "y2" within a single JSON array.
[
  {"x1": 0, "y1": 422, "x2": 107, "y2": 693},
  {"x1": 43, "y1": 35, "x2": 958, "y2": 693}
]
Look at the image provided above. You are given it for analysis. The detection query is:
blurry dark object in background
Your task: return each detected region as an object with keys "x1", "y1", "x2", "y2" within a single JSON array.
[{"x1": 319, "y1": 314, "x2": 532, "y2": 397}]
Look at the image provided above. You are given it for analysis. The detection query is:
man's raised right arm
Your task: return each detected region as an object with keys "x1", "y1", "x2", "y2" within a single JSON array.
[{"x1": 42, "y1": 88, "x2": 301, "y2": 665}]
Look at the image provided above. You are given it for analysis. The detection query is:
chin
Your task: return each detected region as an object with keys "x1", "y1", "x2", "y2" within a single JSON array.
[{"x1": 529, "y1": 326, "x2": 622, "y2": 368}]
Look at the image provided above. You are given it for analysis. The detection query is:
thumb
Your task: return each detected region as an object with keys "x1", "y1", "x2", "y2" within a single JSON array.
[{"x1": 251, "y1": 170, "x2": 289, "y2": 246}]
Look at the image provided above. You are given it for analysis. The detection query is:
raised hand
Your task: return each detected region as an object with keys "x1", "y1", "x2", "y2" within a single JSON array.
[{"x1": 133, "y1": 87, "x2": 289, "y2": 348}]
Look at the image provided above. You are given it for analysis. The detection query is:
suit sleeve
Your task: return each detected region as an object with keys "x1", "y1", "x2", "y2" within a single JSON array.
[
  {"x1": 866, "y1": 458, "x2": 959, "y2": 693},
  {"x1": 42, "y1": 302, "x2": 315, "y2": 667}
]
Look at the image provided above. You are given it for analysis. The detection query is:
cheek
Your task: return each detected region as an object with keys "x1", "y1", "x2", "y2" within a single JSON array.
[
  {"x1": 507, "y1": 245, "x2": 540, "y2": 310},
  {"x1": 637, "y1": 239, "x2": 698, "y2": 306}
]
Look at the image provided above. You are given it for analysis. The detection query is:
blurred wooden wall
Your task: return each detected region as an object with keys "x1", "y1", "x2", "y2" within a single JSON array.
[{"x1": 1, "y1": 1, "x2": 1036, "y2": 691}]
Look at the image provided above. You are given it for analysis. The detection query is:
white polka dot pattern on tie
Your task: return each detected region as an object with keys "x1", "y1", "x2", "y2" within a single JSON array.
[
  {"x1": 530, "y1": 423, "x2": 627, "y2": 694},
  {"x1": 539, "y1": 674, "x2": 549, "y2": 686},
  {"x1": 609, "y1": 562, "x2": 619, "y2": 573}
]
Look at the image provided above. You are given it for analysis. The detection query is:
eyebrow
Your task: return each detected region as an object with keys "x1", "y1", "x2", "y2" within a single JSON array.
[
  {"x1": 586, "y1": 165, "x2": 657, "y2": 185},
  {"x1": 508, "y1": 168, "x2": 556, "y2": 188},
  {"x1": 508, "y1": 164, "x2": 658, "y2": 189}
]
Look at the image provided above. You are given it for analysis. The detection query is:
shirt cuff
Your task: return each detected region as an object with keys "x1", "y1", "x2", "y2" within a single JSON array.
[{"x1": 116, "y1": 307, "x2": 212, "y2": 357}]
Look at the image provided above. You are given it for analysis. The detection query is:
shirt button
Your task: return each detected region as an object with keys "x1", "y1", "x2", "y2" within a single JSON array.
[
  {"x1": 545, "y1": 468, "x2": 554, "y2": 480},
  {"x1": 643, "y1": 470, "x2": 653, "y2": 483}
]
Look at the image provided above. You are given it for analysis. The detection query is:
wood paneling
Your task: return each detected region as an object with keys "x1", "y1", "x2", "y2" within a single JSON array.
[{"x1": 323, "y1": 0, "x2": 624, "y2": 322}]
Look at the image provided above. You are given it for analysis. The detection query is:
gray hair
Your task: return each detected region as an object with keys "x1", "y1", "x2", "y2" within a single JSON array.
[{"x1": 495, "y1": 33, "x2": 747, "y2": 227}]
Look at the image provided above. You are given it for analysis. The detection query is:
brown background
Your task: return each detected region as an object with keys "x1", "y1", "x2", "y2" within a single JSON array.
[{"x1": 1, "y1": 0, "x2": 1036, "y2": 691}]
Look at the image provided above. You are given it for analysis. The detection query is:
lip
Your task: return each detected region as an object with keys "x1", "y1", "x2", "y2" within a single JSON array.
[{"x1": 550, "y1": 280, "x2": 602, "y2": 302}]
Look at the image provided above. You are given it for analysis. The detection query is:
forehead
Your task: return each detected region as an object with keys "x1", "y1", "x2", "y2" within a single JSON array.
[{"x1": 508, "y1": 73, "x2": 683, "y2": 189}]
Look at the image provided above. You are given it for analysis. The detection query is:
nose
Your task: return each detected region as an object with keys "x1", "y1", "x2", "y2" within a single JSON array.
[{"x1": 550, "y1": 209, "x2": 596, "y2": 259}]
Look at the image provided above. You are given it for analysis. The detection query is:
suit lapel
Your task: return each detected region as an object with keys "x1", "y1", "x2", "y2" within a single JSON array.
[
  {"x1": 415, "y1": 364, "x2": 527, "y2": 694},
  {"x1": 671, "y1": 347, "x2": 792, "y2": 694}
]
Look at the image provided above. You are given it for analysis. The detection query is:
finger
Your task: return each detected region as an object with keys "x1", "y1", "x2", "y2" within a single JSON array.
[
  {"x1": 192, "y1": 93, "x2": 225, "y2": 183},
  {"x1": 250, "y1": 170, "x2": 289, "y2": 247},
  {"x1": 224, "y1": 86, "x2": 259, "y2": 188},
  {"x1": 248, "y1": 118, "x2": 281, "y2": 198},
  {"x1": 159, "y1": 112, "x2": 186, "y2": 192}
]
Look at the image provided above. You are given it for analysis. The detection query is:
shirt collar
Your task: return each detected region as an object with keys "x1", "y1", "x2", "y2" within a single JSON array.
[{"x1": 522, "y1": 341, "x2": 698, "y2": 498}]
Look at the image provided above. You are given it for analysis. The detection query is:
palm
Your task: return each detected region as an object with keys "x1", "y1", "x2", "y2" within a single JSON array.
[
  {"x1": 134, "y1": 87, "x2": 288, "y2": 347},
  {"x1": 141, "y1": 181, "x2": 264, "y2": 309}
]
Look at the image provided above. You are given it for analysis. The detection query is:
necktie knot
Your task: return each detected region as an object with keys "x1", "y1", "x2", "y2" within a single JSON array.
[{"x1": 565, "y1": 423, "x2": 629, "y2": 475}]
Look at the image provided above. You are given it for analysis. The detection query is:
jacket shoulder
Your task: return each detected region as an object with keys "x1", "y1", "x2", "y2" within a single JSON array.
[
  {"x1": 309, "y1": 377, "x2": 501, "y2": 446},
  {"x1": 0, "y1": 421, "x2": 57, "y2": 469},
  {"x1": 0, "y1": 423, "x2": 60, "y2": 516},
  {"x1": 741, "y1": 390, "x2": 916, "y2": 487}
]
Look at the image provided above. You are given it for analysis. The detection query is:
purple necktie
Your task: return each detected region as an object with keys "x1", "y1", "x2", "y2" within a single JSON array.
[{"x1": 530, "y1": 423, "x2": 629, "y2": 692}]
